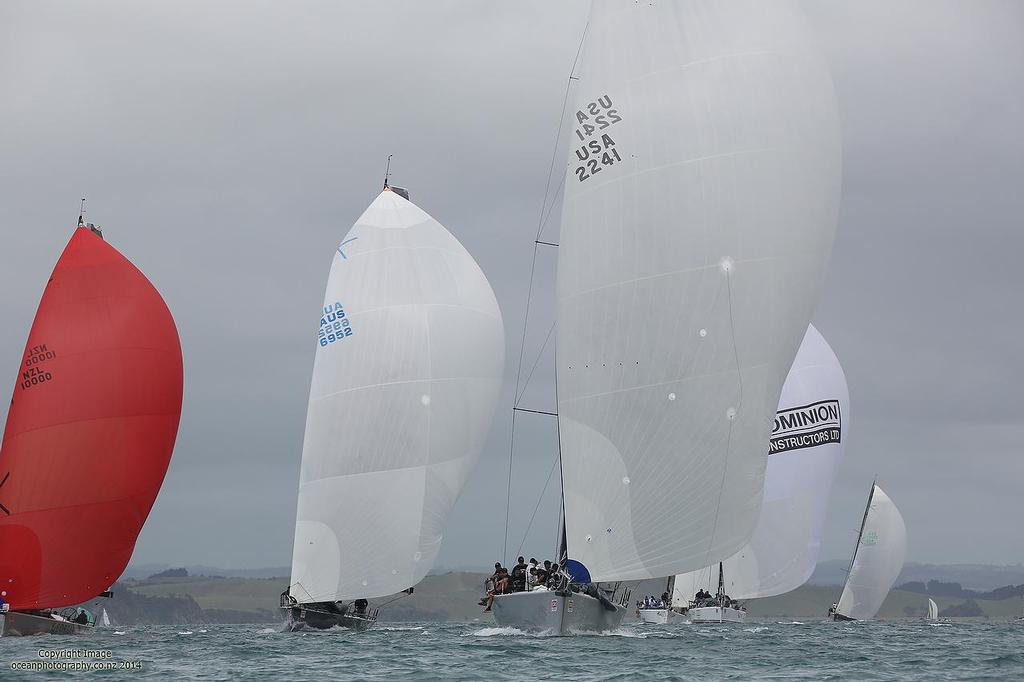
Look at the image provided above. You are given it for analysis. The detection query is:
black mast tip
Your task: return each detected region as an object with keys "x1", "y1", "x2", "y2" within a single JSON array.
[{"x1": 383, "y1": 154, "x2": 393, "y2": 189}]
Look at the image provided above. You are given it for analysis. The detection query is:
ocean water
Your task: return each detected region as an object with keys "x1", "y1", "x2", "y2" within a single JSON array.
[{"x1": 2, "y1": 620, "x2": 1022, "y2": 681}]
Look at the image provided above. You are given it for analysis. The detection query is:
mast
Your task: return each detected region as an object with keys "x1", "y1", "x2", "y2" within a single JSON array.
[
  {"x1": 553, "y1": 349, "x2": 568, "y2": 566},
  {"x1": 838, "y1": 479, "x2": 878, "y2": 611}
]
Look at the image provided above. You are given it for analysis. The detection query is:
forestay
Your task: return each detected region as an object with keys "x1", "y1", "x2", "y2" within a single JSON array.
[
  {"x1": 290, "y1": 189, "x2": 504, "y2": 602},
  {"x1": 556, "y1": 0, "x2": 842, "y2": 582},
  {"x1": 673, "y1": 325, "x2": 848, "y2": 601},
  {"x1": 835, "y1": 485, "x2": 907, "y2": 620}
]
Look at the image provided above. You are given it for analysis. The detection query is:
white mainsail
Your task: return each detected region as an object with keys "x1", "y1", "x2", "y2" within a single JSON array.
[
  {"x1": 927, "y1": 598, "x2": 938, "y2": 621},
  {"x1": 673, "y1": 324, "x2": 848, "y2": 602},
  {"x1": 835, "y1": 484, "x2": 907, "y2": 620},
  {"x1": 556, "y1": 0, "x2": 841, "y2": 582},
  {"x1": 289, "y1": 189, "x2": 505, "y2": 602}
]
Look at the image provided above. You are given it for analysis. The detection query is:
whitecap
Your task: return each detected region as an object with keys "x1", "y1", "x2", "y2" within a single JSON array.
[
  {"x1": 377, "y1": 626, "x2": 424, "y2": 632},
  {"x1": 466, "y1": 626, "x2": 531, "y2": 637},
  {"x1": 177, "y1": 631, "x2": 193, "y2": 635},
  {"x1": 598, "y1": 628, "x2": 647, "y2": 638}
]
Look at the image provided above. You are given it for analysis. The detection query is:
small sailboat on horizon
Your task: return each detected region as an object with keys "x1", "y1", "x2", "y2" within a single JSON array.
[
  {"x1": 0, "y1": 212, "x2": 183, "y2": 637},
  {"x1": 281, "y1": 177, "x2": 505, "y2": 631}
]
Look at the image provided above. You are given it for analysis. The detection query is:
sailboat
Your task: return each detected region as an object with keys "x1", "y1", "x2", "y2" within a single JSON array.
[
  {"x1": 281, "y1": 180, "x2": 505, "y2": 630},
  {"x1": 668, "y1": 324, "x2": 848, "y2": 624},
  {"x1": 492, "y1": 0, "x2": 840, "y2": 635},
  {"x1": 829, "y1": 483, "x2": 907, "y2": 621},
  {"x1": 0, "y1": 216, "x2": 183, "y2": 637},
  {"x1": 926, "y1": 598, "x2": 938, "y2": 621}
]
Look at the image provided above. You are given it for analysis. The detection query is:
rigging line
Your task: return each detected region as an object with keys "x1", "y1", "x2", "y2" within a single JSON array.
[
  {"x1": 534, "y1": 20, "x2": 589, "y2": 244},
  {"x1": 503, "y1": 16, "x2": 588, "y2": 569},
  {"x1": 502, "y1": 408, "x2": 518, "y2": 564},
  {"x1": 373, "y1": 591, "x2": 413, "y2": 610},
  {"x1": 511, "y1": 243, "x2": 541, "y2": 405},
  {"x1": 537, "y1": 173, "x2": 568, "y2": 241},
  {"x1": 515, "y1": 448, "x2": 562, "y2": 559},
  {"x1": 513, "y1": 407, "x2": 557, "y2": 417},
  {"x1": 514, "y1": 320, "x2": 556, "y2": 406},
  {"x1": 700, "y1": 269, "x2": 743, "y2": 575}
]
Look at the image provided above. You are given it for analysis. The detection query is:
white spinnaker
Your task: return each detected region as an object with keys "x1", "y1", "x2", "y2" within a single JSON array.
[
  {"x1": 927, "y1": 598, "x2": 938, "y2": 620},
  {"x1": 556, "y1": 0, "x2": 841, "y2": 581},
  {"x1": 835, "y1": 485, "x2": 907, "y2": 620},
  {"x1": 673, "y1": 325, "x2": 849, "y2": 600},
  {"x1": 289, "y1": 189, "x2": 504, "y2": 602}
]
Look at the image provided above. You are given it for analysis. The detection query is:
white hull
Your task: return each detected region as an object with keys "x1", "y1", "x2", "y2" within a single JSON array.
[
  {"x1": 688, "y1": 606, "x2": 746, "y2": 624},
  {"x1": 491, "y1": 589, "x2": 626, "y2": 635},
  {"x1": 638, "y1": 608, "x2": 668, "y2": 624}
]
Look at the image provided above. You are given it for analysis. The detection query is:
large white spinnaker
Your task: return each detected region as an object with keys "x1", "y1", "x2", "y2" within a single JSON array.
[
  {"x1": 673, "y1": 324, "x2": 848, "y2": 601},
  {"x1": 835, "y1": 484, "x2": 907, "y2": 620},
  {"x1": 289, "y1": 189, "x2": 505, "y2": 602},
  {"x1": 556, "y1": 0, "x2": 841, "y2": 582},
  {"x1": 927, "y1": 598, "x2": 938, "y2": 621}
]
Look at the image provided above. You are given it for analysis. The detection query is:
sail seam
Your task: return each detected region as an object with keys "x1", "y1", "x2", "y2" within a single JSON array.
[{"x1": 565, "y1": 147, "x2": 777, "y2": 200}]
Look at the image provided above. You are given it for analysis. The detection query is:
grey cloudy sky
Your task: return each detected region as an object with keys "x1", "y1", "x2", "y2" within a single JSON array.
[{"x1": 1, "y1": 1, "x2": 1021, "y2": 573}]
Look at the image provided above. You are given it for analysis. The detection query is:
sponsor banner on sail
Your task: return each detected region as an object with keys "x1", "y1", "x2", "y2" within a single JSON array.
[{"x1": 769, "y1": 400, "x2": 841, "y2": 455}]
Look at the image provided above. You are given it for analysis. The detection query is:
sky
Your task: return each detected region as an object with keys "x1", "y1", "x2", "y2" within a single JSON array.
[{"x1": 1, "y1": 1, "x2": 1021, "y2": 573}]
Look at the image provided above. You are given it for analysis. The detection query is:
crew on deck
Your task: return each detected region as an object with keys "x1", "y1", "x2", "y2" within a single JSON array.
[{"x1": 481, "y1": 555, "x2": 566, "y2": 611}]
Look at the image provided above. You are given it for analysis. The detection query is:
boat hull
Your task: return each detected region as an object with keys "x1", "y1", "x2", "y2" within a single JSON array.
[
  {"x1": 491, "y1": 590, "x2": 626, "y2": 635},
  {"x1": 688, "y1": 606, "x2": 746, "y2": 624},
  {"x1": 638, "y1": 608, "x2": 668, "y2": 624},
  {"x1": 282, "y1": 605, "x2": 375, "y2": 632},
  {"x1": 0, "y1": 611, "x2": 92, "y2": 637},
  {"x1": 832, "y1": 612, "x2": 856, "y2": 621}
]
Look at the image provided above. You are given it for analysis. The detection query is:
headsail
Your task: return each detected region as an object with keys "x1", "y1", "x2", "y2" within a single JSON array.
[
  {"x1": 0, "y1": 227, "x2": 183, "y2": 610},
  {"x1": 289, "y1": 189, "x2": 504, "y2": 602},
  {"x1": 673, "y1": 325, "x2": 848, "y2": 600},
  {"x1": 556, "y1": 0, "x2": 841, "y2": 581},
  {"x1": 835, "y1": 484, "x2": 907, "y2": 620}
]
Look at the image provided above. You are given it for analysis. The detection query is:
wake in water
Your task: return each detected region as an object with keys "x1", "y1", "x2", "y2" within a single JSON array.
[
  {"x1": 376, "y1": 626, "x2": 425, "y2": 632},
  {"x1": 466, "y1": 626, "x2": 537, "y2": 637}
]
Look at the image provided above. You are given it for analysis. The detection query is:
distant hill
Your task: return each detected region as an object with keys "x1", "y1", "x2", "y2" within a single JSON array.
[
  {"x1": 809, "y1": 560, "x2": 1024, "y2": 591},
  {"x1": 104, "y1": 563, "x2": 1024, "y2": 624},
  {"x1": 147, "y1": 567, "x2": 189, "y2": 579},
  {"x1": 895, "y1": 579, "x2": 1024, "y2": 601},
  {"x1": 122, "y1": 564, "x2": 291, "y2": 580}
]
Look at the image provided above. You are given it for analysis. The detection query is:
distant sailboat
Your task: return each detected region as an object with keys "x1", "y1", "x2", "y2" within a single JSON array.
[
  {"x1": 281, "y1": 181, "x2": 504, "y2": 631},
  {"x1": 671, "y1": 325, "x2": 848, "y2": 624},
  {"x1": 927, "y1": 598, "x2": 938, "y2": 621},
  {"x1": 829, "y1": 483, "x2": 907, "y2": 621},
  {"x1": 493, "y1": 0, "x2": 840, "y2": 635},
  {"x1": 100, "y1": 608, "x2": 112, "y2": 628},
  {"x1": 0, "y1": 217, "x2": 183, "y2": 637}
]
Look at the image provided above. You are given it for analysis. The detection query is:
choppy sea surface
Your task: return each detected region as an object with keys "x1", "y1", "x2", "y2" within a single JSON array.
[{"x1": 2, "y1": 620, "x2": 1022, "y2": 680}]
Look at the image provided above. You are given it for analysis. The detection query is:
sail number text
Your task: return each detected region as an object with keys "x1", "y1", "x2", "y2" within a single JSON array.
[
  {"x1": 573, "y1": 94, "x2": 624, "y2": 183},
  {"x1": 318, "y1": 302, "x2": 353, "y2": 347},
  {"x1": 20, "y1": 343, "x2": 56, "y2": 390}
]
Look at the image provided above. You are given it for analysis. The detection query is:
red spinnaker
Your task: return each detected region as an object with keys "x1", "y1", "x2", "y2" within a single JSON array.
[{"x1": 0, "y1": 227, "x2": 182, "y2": 610}]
